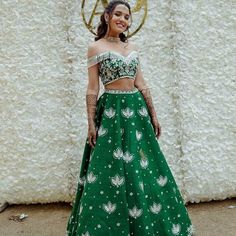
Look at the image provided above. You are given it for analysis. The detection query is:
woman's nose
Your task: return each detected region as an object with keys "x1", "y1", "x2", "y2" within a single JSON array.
[
  {"x1": 119, "y1": 15, "x2": 126, "y2": 22},
  {"x1": 119, "y1": 15, "x2": 125, "y2": 21}
]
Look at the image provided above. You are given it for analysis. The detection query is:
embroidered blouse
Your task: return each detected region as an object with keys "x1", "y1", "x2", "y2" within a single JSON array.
[{"x1": 87, "y1": 50, "x2": 140, "y2": 85}]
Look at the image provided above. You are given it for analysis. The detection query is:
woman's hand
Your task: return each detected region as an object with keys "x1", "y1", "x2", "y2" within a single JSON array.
[
  {"x1": 138, "y1": 87, "x2": 161, "y2": 139},
  {"x1": 87, "y1": 123, "x2": 97, "y2": 148},
  {"x1": 86, "y1": 93, "x2": 98, "y2": 148},
  {"x1": 151, "y1": 117, "x2": 161, "y2": 139}
]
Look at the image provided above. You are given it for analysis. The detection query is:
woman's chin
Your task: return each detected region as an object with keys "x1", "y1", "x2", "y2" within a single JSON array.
[{"x1": 111, "y1": 26, "x2": 125, "y2": 34}]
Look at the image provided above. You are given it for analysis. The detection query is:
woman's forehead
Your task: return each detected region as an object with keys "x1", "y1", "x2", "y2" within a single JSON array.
[{"x1": 113, "y1": 4, "x2": 130, "y2": 14}]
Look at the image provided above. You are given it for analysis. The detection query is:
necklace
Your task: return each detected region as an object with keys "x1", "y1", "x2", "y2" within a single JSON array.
[{"x1": 104, "y1": 36, "x2": 121, "y2": 43}]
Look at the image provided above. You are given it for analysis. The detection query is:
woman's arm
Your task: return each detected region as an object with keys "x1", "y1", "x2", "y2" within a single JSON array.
[
  {"x1": 86, "y1": 43, "x2": 100, "y2": 147},
  {"x1": 134, "y1": 64, "x2": 158, "y2": 120},
  {"x1": 134, "y1": 45, "x2": 161, "y2": 139}
]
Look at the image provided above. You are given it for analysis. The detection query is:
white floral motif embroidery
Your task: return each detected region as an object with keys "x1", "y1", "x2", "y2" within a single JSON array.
[
  {"x1": 135, "y1": 130, "x2": 142, "y2": 141},
  {"x1": 156, "y1": 175, "x2": 168, "y2": 186},
  {"x1": 98, "y1": 125, "x2": 108, "y2": 136},
  {"x1": 122, "y1": 151, "x2": 134, "y2": 163},
  {"x1": 110, "y1": 174, "x2": 125, "y2": 187},
  {"x1": 113, "y1": 147, "x2": 123, "y2": 160},
  {"x1": 121, "y1": 107, "x2": 134, "y2": 118},
  {"x1": 138, "y1": 107, "x2": 148, "y2": 117},
  {"x1": 172, "y1": 223, "x2": 181, "y2": 235},
  {"x1": 86, "y1": 171, "x2": 98, "y2": 183},
  {"x1": 104, "y1": 107, "x2": 116, "y2": 118},
  {"x1": 102, "y1": 201, "x2": 117, "y2": 214},
  {"x1": 128, "y1": 206, "x2": 143, "y2": 219},
  {"x1": 140, "y1": 158, "x2": 149, "y2": 169},
  {"x1": 150, "y1": 202, "x2": 162, "y2": 214},
  {"x1": 82, "y1": 231, "x2": 90, "y2": 236}
]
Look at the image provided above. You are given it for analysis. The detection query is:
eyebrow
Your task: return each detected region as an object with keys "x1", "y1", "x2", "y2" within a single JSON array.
[{"x1": 114, "y1": 10, "x2": 130, "y2": 16}]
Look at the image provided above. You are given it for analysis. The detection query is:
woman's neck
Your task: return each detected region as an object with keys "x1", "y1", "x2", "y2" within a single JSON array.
[
  {"x1": 104, "y1": 32, "x2": 120, "y2": 38},
  {"x1": 104, "y1": 34, "x2": 121, "y2": 43}
]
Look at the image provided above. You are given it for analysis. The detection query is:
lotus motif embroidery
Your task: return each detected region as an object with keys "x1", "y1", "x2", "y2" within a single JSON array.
[
  {"x1": 135, "y1": 130, "x2": 142, "y2": 141},
  {"x1": 150, "y1": 202, "x2": 162, "y2": 214},
  {"x1": 102, "y1": 201, "x2": 117, "y2": 214},
  {"x1": 111, "y1": 174, "x2": 125, "y2": 187},
  {"x1": 156, "y1": 175, "x2": 168, "y2": 186},
  {"x1": 128, "y1": 206, "x2": 143, "y2": 219},
  {"x1": 140, "y1": 158, "x2": 149, "y2": 169},
  {"x1": 122, "y1": 151, "x2": 134, "y2": 163},
  {"x1": 113, "y1": 147, "x2": 123, "y2": 160},
  {"x1": 172, "y1": 223, "x2": 181, "y2": 235},
  {"x1": 82, "y1": 231, "x2": 90, "y2": 236},
  {"x1": 121, "y1": 107, "x2": 134, "y2": 118},
  {"x1": 138, "y1": 107, "x2": 148, "y2": 117},
  {"x1": 98, "y1": 125, "x2": 108, "y2": 136},
  {"x1": 86, "y1": 171, "x2": 97, "y2": 183},
  {"x1": 104, "y1": 107, "x2": 116, "y2": 118}
]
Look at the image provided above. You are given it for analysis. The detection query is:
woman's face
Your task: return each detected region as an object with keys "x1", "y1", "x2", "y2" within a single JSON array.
[{"x1": 107, "y1": 4, "x2": 131, "y2": 34}]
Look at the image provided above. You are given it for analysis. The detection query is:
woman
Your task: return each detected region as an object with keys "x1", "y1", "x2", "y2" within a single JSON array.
[{"x1": 66, "y1": 0, "x2": 195, "y2": 235}]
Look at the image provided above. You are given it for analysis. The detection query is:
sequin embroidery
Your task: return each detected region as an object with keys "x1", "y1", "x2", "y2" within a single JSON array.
[{"x1": 87, "y1": 51, "x2": 139, "y2": 85}]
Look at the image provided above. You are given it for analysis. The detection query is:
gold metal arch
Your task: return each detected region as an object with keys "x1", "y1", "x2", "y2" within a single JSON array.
[{"x1": 81, "y1": 0, "x2": 147, "y2": 38}]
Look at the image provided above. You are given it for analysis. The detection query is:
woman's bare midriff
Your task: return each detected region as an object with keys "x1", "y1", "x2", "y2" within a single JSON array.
[{"x1": 104, "y1": 78, "x2": 135, "y2": 90}]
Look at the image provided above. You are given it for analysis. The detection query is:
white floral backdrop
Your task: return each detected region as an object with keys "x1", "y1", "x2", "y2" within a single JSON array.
[{"x1": 0, "y1": 0, "x2": 235, "y2": 204}]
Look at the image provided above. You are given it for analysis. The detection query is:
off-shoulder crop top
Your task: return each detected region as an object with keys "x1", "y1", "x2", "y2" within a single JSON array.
[{"x1": 87, "y1": 50, "x2": 140, "y2": 85}]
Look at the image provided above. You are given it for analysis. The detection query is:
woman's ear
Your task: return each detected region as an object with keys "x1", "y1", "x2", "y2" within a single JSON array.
[{"x1": 104, "y1": 12, "x2": 109, "y2": 23}]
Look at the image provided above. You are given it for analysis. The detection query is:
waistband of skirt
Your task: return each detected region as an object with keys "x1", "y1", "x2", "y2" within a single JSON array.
[{"x1": 104, "y1": 87, "x2": 139, "y2": 94}]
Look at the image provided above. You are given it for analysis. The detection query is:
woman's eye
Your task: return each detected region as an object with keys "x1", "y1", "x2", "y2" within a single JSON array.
[{"x1": 114, "y1": 12, "x2": 129, "y2": 20}]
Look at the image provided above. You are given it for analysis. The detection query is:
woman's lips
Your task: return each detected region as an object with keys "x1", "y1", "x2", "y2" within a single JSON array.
[{"x1": 116, "y1": 23, "x2": 125, "y2": 28}]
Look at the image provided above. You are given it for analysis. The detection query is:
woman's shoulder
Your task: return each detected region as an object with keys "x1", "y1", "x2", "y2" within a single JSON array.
[
  {"x1": 87, "y1": 39, "x2": 139, "y2": 58},
  {"x1": 88, "y1": 38, "x2": 111, "y2": 58},
  {"x1": 87, "y1": 41, "x2": 101, "y2": 58},
  {"x1": 127, "y1": 40, "x2": 139, "y2": 51}
]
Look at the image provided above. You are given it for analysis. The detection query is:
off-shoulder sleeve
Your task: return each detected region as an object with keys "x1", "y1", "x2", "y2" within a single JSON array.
[
  {"x1": 87, "y1": 52, "x2": 110, "y2": 68},
  {"x1": 87, "y1": 54, "x2": 99, "y2": 68}
]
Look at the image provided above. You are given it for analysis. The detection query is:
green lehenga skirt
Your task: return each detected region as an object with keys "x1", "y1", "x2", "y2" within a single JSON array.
[{"x1": 66, "y1": 87, "x2": 195, "y2": 236}]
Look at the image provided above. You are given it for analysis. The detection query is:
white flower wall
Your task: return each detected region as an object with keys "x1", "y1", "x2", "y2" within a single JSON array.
[
  {"x1": 0, "y1": 0, "x2": 235, "y2": 204},
  {"x1": 0, "y1": 0, "x2": 75, "y2": 203},
  {"x1": 172, "y1": 0, "x2": 236, "y2": 202}
]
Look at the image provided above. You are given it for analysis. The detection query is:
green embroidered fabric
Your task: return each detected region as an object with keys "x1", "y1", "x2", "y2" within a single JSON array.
[
  {"x1": 87, "y1": 51, "x2": 140, "y2": 85},
  {"x1": 66, "y1": 89, "x2": 196, "y2": 236}
]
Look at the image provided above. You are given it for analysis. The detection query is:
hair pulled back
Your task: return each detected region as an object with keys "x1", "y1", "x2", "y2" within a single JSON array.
[{"x1": 95, "y1": 0, "x2": 132, "y2": 42}]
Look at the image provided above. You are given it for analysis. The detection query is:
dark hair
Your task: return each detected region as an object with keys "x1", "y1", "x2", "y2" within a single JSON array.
[{"x1": 95, "y1": 0, "x2": 132, "y2": 42}]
